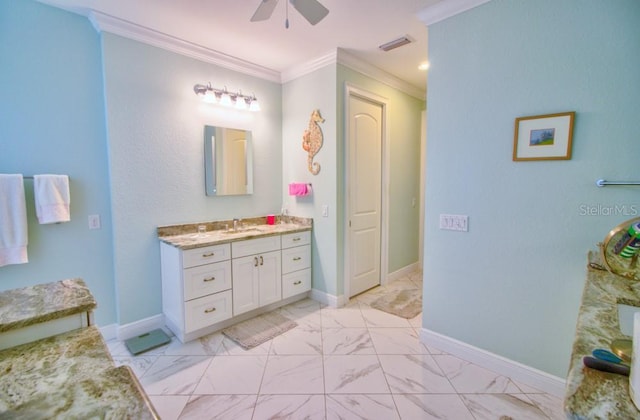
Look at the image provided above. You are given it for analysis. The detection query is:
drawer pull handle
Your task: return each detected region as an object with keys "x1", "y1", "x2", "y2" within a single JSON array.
[
  {"x1": 260, "y1": 256, "x2": 264, "y2": 266},
  {"x1": 202, "y1": 252, "x2": 215, "y2": 258},
  {"x1": 293, "y1": 281, "x2": 302, "y2": 285},
  {"x1": 203, "y1": 276, "x2": 215, "y2": 282},
  {"x1": 204, "y1": 307, "x2": 216, "y2": 313},
  {"x1": 293, "y1": 257, "x2": 302, "y2": 261},
  {"x1": 293, "y1": 237, "x2": 301, "y2": 241},
  {"x1": 254, "y1": 257, "x2": 259, "y2": 267}
]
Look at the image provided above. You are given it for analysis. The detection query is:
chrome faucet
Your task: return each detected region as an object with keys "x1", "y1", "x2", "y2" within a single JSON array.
[{"x1": 233, "y1": 218, "x2": 240, "y2": 231}]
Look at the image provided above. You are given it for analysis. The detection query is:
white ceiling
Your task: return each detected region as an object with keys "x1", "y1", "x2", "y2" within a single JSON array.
[{"x1": 38, "y1": 0, "x2": 442, "y2": 94}]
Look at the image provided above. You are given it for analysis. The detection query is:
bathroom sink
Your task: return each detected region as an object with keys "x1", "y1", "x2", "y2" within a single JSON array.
[{"x1": 617, "y1": 303, "x2": 640, "y2": 336}]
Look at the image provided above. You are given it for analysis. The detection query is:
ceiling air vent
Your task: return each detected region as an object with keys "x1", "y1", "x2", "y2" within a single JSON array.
[{"x1": 378, "y1": 36, "x2": 412, "y2": 52}]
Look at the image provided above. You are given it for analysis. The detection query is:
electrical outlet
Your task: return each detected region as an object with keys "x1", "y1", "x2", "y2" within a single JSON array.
[
  {"x1": 439, "y1": 214, "x2": 468, "y2": 232},
  {"x1": 88, "y1": 214, "x2": 101, "y2": 230},
  {"x1": 322, "y1": 204, "x2": 329, "y2": 217}
]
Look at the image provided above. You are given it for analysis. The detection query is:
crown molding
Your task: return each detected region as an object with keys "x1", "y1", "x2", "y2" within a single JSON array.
[
  {"x1": 88, "y1": 11, "x2": 281, "y2": 83},
  {"x1": 337, "y1": 49, "x2": 425, "y2": 100},
  {"x1": 417, "y1": 0, "x2": 493, "y2": 26},
  {"x1": 281, "y1": 50, "x2": 338, "y2": 84},
  {"x1": 281, "y1": 49, "x2": 425, "y2": 100},
  {"x1": 38, "y1": 2, "x2": 425, "y2": 98}
]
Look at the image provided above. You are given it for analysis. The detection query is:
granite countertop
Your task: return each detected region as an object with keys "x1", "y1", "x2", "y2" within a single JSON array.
[
  {"x1": 565, "y1": 251, "x2": 640, "y2": 418},
  {"x1": 0, "y1": 325, "x2": 158, "y2": 419},
  {"x1": 158, "y1": 217, "x2": 313, "y2": 250},
  {"x1": 0, "y1": 278, "x2": 96, "y2": 333}
]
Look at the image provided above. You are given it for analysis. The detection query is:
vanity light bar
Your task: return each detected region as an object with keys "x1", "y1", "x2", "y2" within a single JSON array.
[{"x1": 193, "y1": 83, "x2": 260, "y2": 112}]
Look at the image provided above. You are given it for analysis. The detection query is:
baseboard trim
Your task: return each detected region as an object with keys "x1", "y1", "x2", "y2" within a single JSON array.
[
  {"x1": 419, "y1": 328, "x2": 566, "y2": 397},
  {"x1": 386, "y1": 262, "x2": 420, "y2": 284},
  {"x1": 310, "y1": 288, "x2": 344, "y2": 308},
  {"x1": 98, "y1": 323, "x2": 118, "y2": 341}
]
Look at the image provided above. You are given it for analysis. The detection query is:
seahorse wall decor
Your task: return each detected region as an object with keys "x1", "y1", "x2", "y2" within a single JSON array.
[{"x1": 302, "y1": 109, "x2": 324, "y2": 175}]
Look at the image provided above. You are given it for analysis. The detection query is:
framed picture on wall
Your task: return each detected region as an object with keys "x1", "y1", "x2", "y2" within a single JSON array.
[{"x1": 512, "y1": 111, "x2": 575, "y2": 161}]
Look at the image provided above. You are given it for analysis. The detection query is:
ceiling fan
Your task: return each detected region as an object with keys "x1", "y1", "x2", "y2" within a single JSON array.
[{"x1": 251, "y1": 0, "x2": 329, "y2": 28}]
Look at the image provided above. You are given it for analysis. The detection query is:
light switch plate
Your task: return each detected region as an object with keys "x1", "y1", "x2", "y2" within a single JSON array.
[
  {"x1": 88, "y1": 214, "x2": 101, "y2": 230},
  {"x1": 439, "y1": 214, "x2": 468, "y2": 231}
]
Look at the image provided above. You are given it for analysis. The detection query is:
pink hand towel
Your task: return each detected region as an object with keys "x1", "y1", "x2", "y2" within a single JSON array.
[{"x1": 289, "y1": 183, "x2": 310, "y2": 196}]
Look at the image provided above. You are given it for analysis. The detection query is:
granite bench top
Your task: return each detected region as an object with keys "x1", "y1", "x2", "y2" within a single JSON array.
[
  {"x1": 158, "y1": 217, "x2": 312, "y2": 250},
  {"x1": 0, "y1": 278, "x2": 96, "y2": 333},
  {"x1": 565, "y1": 251, "x2": 640, "y2": 418},
  {"x1": 0, "y1": 325, "x2": 158, "y2": 418}
]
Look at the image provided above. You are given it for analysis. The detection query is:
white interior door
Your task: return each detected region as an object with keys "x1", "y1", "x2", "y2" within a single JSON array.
[{"x1": 348, "y1": 94, "x2": 383, "y2": 297}]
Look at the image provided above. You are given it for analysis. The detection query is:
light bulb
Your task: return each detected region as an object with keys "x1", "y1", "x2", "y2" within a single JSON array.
[
  {"x1": 235, "y1": 96, "x2": 247, "y2": 110},
  {"x1": 249, "y1": 98, "x2": 261, "y2": 112},
  {"x1": 203, "y1": 91, "x2": 217, "y2": 103},
  {"x1": 220, "y1": 92, "x2": 232, "y2": 107}
]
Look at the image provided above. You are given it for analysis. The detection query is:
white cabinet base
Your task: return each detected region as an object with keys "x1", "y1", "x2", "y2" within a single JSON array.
[{"x1": 161, "y1": 228, "x2": 312, "y2": 344}]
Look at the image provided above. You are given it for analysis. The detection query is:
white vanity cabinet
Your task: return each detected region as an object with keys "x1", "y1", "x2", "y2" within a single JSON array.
[
  {"x1": 160, "y1": 226, "x2": 312, "y2": 343},
  {"x1": 160, "y1": 242, "x2": 233, "y2": 342},
  {"x1": 281, "y1": 231, "x2": 312, "y2": 299},
  {"x1": 231, "y1": 235, "x2": 282, "y2": 316}
]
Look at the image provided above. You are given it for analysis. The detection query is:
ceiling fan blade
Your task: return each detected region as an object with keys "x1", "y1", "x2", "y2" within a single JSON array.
[
  {"x1": 250, "y1": 0, "x2": 279, "y2": 22},
  {"x1": 290, "y1": 0, "x2": 329, "y2": 25}
]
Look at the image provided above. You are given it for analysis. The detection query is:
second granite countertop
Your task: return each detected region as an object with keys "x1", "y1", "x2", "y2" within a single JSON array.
[
  {"x1": 565, "y1": 251, "x2": 640, "y2": 418},
  {"x1": 0, "y1": 278, "x2": 96, "y2": 333}
]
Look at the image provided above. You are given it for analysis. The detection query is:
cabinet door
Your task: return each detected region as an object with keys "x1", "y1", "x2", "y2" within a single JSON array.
[
  {"x1": 258, "y1": 250, "x2": 282, "y2": 307},
  {"x1": 232, "y1": 255, "x2": 260, "y2": 316}
]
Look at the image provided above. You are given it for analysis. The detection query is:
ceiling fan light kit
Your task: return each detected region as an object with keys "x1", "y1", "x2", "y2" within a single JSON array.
[{"x1": 251, "y1": 0, "x2": 329, "y2": 28}]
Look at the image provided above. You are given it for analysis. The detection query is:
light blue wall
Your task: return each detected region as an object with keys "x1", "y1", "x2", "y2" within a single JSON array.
[
  {"x1": 102, "y1": 34, "x2": 283, "y2": 324},
  {"x1": 0, "y1": 0, "x2": 116, "y2": 325},
  {"x1": 282, "y1": 64, "x2": 338, "y2": 296},
  {"x1": 424, "y1": 0, "x2": 640, "y2": 377},
  {"x1": 282, "y1": 61, "x2": 425, "y2": 299}
]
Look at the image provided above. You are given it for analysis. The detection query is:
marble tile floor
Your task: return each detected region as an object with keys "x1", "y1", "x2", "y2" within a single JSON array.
[{"x1": 106, "y1": 271, "x2": 565, "y2": 419}]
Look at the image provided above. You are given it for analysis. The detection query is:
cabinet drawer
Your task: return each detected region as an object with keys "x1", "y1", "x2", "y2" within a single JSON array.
[
  {"x1": 232, "y1": 235, "x2": 280, "y2": 258},
  {"x1": 282, "y1": 269, "x2": 311, "y2": 299},
  {"x1": 184, "y1": 290, "x2": 232, "y2": 332},
  {"x1": 183, "y1": 243, "x2": 231, "y2": 268},
  {"x1": 282, "y1": 245, "x2": 311, "y2": 274},
  {"x1": 281, "y1": 230, "x2": 311, "y2": 249},
  {"x1": 183, "y1": 260, "x2": 231, "y2": 301}
]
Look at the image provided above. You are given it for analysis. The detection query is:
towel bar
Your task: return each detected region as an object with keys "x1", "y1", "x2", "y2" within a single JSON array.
[
  {"x1": 596, "y1": 179, "x2": 640, "y2": 187},
  {"x1": 22, "y1": 176, "x2": 71, "y2": 180}
]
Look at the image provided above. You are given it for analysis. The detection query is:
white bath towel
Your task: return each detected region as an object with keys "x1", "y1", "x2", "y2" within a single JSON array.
[
  {"x1": 0, "y1": 174, "x2": 28, "y2": 267},
  {"x1": 34, "y1": 174, "x2": 70, "y2": 224}
]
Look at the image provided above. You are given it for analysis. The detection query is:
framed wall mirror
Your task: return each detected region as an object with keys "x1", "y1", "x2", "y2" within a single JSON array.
[{"x1": 204, "y1": 125, "x2": 254, "y2": 196}]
